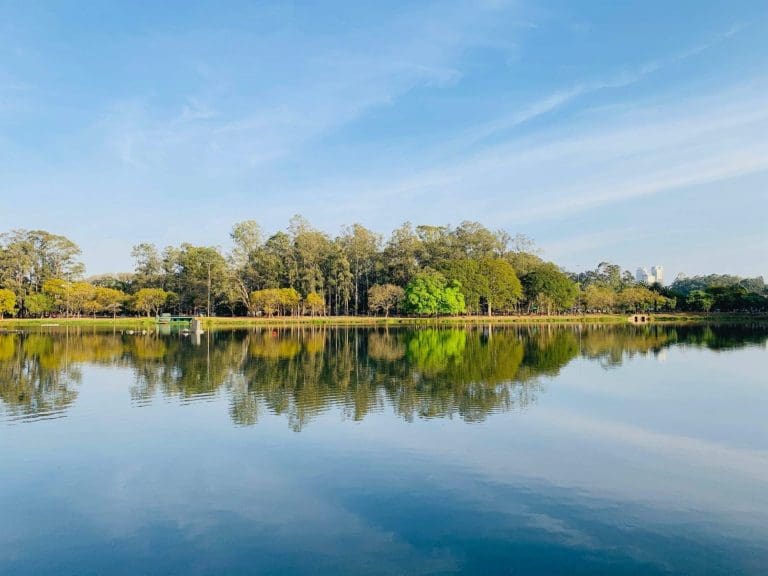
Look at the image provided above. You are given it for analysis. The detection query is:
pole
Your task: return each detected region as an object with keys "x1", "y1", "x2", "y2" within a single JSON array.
[{"x1": 207, "y1": 261, "x2": 211, "y2": 317}]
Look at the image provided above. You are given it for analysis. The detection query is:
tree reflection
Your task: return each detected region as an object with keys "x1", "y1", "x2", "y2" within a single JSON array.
[
  {"x1": 0, "y1": 331, "x2": 121, "y2": 421},
  {"x1": 1, "y1": 323, "x2": 766, "y2": 427}
]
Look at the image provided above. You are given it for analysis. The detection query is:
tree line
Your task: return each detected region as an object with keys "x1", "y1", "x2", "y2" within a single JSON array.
[{"x1": 0, "y1": 222, "x2": 766, "y2": 318}]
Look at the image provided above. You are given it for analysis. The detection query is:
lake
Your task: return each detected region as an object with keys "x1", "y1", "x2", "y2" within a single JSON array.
[{"x1": 1, "y1": 323, "x2": 767, "y2": 575}]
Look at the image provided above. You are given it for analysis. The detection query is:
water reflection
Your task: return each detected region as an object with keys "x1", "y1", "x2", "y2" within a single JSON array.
[{"x1": 1, "y1": 324, "x2": 766, "y2": 427}]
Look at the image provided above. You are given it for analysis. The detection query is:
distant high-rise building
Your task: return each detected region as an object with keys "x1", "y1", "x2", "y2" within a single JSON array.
[
  {"x1": 636, "y1": 265, "x2": 664, "y2": 285},
  {"x1": 651, "y1": 266, "x2": 663, "y2": 284}
]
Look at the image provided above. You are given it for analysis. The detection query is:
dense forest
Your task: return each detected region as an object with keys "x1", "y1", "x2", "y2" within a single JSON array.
[{"x1": 0, "y1": 219, "x2": 766, "y2": 318}]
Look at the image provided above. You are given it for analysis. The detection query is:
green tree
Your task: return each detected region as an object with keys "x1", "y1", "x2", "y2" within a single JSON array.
[
  {"x1": 443, "y1": 258, "x2": 519, "y2": 316},
  {"x1": 686, "y1": 290, "x2": 715, "y2": 312},
  {"x1": 260, "y1": 232, "x2": 295, "y2": 289},
  {"x1": 404, "y1": 271, "x2": 465, "y2": 316},
  {"x1": 174, "y1": 245, "x2": 228, "y2": 315},
  {"x1": 523, "y1": 263, "x2": 579, "y2": 315},
  {"x1": 478, "y1": 257, "x2": 522, "y2": 316},
  {"x1": 442, "y1": 259, "x2": 483, "y2": 314}
]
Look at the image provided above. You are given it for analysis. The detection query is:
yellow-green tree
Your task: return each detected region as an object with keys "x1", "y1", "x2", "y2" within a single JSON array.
[
  {"x1": 250, "y1": 289, "x2": 280, "y2": 316},
  {"x1": 582, "y1": 285, "x2": 616, "y2": 312},
  {"x1": 0, "y1": 288, "x2": 16, "y2": 318},
  {"x1": 618, "y1": 286, "x2": 657, "y2": 312},
  {"x1": 42, "y1": 278, "x2": 72, "y2": 315},
  {"x1": 278, "y1": 288, "x2": 301, "y2": 315},
  {"x1": 305, "y1": 292, "x2": 325, "y2": 316},
  {"x1": 133, "y1": 288, "x2": 170, "y2": 317},
  {"x1": 95, "y1": 287, "x2": 128, "y2": 318},
  {"x1": 42, "y1": 279, "x2": 95, "y2": 317},
  {"x1": 70, "y1": 282, "x2": 96, "y2": 316},
  {"x1": 24, "y1": 293, "x2": 53, "y2": 317}
]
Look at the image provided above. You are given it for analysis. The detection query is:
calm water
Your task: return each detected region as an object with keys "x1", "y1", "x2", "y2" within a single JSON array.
[{"x1": 1, "y1": 324, "x2": 767, "y2": 575}]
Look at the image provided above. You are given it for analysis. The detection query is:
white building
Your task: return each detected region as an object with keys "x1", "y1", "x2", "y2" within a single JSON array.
[{"x1": 636, "y1": 265, "x2": 664, "y2": 285}]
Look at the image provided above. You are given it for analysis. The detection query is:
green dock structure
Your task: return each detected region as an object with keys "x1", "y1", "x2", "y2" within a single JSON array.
[{"x1": 157, "y1": 314, "x2": 194, "y2": 325}]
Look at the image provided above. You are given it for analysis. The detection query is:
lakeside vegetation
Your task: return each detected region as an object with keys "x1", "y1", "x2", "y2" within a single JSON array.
[
  {"x1": 1, "y1": 221, "x2": 767, "y2": 321},
  {"x1": 2, "y1": 313, "x2": 765, "y2": 330}
]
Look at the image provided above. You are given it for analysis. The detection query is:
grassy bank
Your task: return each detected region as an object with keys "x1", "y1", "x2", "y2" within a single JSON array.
[{"x1": 1, "y1": 313, "x2": 765, "y2": 330}]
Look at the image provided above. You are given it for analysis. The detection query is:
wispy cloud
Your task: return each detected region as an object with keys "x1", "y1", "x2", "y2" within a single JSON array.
[
  {"x1": 96, "y1": 1, "x2": 523, "y2": 176},
  {"x1": 543, "y1": 409, "x2": 768, "y2": 483},
  {"x1": 453, "y1": 24, "x2": 747, "y2": 151},
  {"x1": 304, "y1": 82, "x2": 768, "y2": 229}
]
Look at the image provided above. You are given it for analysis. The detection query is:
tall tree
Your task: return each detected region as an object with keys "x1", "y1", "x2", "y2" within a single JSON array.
[
  {"x1": 174, "y1": 245, "x2": 228, "y2": 315},
  {"x1": 383, "y1": 222, "x2": 420, "y2": 286},
  {"x1": 289, "y1": 215, "x2": 330, "y2": 297},
  {"x1": 0, "y1": 230, "x2": 84, "y2": 314},
  {"x1": 228, "y1": 221, "x2": 264, "y2": 314},
  {"x1": 27, "y1": 230, "x2": 84, "y2": 285},
  {"x1": 131, "y1": 243, "x2": 163, "y2": 288},
  {"x1": 323, "y1": 242, "x2": 353, "y2": 315},
  {"x1": 415, "y1": 225, "x2": 456, "y2": 270},
  {"x1": 260, "y1": 232, "x2": 295, "y2": 289},
  {"x1": 340, "y1": 223, "x2": 381, "y2": 314},
  {"x1": 452, "y1": 221, "x2": 504, "y2": 259},
  {"x1": 478, "y1": 258, "x2": 522, "y2": 316}
]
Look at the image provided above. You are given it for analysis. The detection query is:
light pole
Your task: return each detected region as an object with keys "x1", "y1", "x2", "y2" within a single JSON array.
[{"x1": 206, "y1": 261, "x2": 212, "y2": 317}]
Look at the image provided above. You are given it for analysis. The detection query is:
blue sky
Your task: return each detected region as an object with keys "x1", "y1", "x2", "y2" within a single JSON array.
[{"x1": 1, "y1": 0, "x2": 767, "y2": 280}]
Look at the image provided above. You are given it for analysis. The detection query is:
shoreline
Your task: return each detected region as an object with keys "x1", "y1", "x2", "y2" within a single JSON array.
[{"x1": 1, "y1": 313, "x2": 766, "y2": 330}]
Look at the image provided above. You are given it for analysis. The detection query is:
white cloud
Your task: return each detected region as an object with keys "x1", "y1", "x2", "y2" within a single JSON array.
[
  {"x1": 96, "y1": 1, "x2": 523, "y2": 177},
  {"x1": 303, "y1": 83, "x2": 768, "y2": 228}
]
